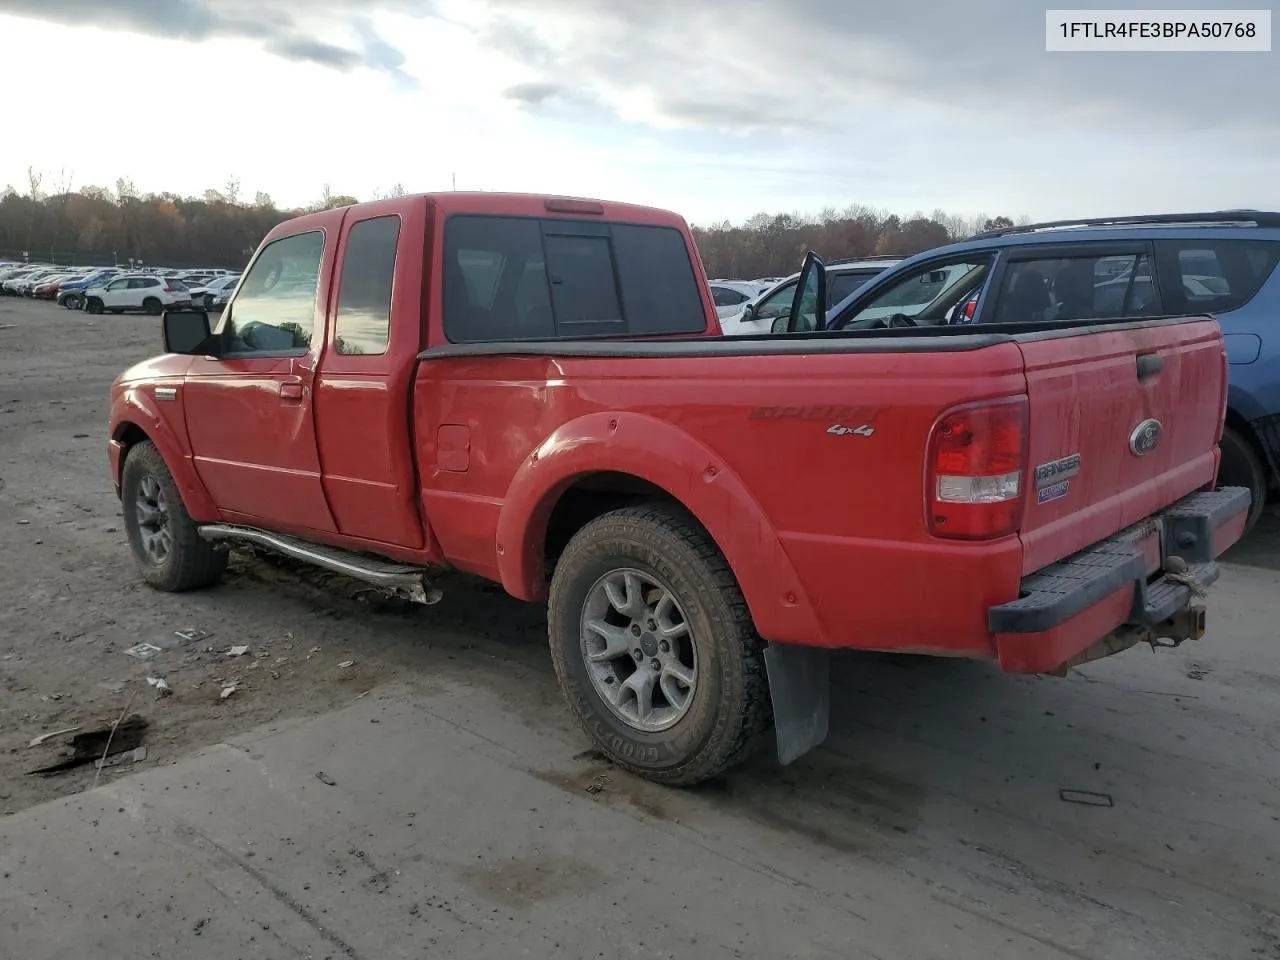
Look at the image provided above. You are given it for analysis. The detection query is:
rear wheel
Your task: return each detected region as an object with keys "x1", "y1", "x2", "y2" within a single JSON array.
[
  {"x1": 547, "y1": 504, "x2": 770, "y2": 785},
  {"x1": 143, "y1": 297, "x2": 163, "y2": 316},
  {"x1": 121, "y1": 441, "x2": 227, "y2": 591},
  {"x1": 85, "y1": 297, "x2": 103, "y2": 314},
  {"x1": 1219, "y1": 424, "x2": 1269, "y2": 533}
]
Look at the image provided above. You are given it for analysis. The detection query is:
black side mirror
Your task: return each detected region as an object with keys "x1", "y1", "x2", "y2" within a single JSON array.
[
  {"x1": 784, "y1": 251, "x2": 827, "y2": 334},
  {"x1": 740, "y1": 303, "x2": 755, "y2": 323},
  {"x1": 770, "y1": 313, "x2": 788, "y2": 335},
  {"x1": 162, "y1": 309, "x2": 214, "y2": 355}
]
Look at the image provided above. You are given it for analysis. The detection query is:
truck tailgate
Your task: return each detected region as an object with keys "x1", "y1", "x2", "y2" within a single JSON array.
[{"x1": 1016, "y1": 318, "x2": 1227, "y2": 575}]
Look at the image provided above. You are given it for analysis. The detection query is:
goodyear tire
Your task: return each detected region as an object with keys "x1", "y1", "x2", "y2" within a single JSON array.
[
  {"x1": 121, "y1": 441, "x2": 227, "y2": 591},
  {"x1": 1219, "y1": 424, "x2": 1269, "y2": 534},
  {"x1": 547, "y1": 504, "x2": 770, "y2": 785}
]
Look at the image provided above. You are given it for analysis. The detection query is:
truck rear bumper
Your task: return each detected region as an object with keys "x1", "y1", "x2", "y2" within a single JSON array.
[{"x1": 989, "y1": 487, "x2": 1251, "y2": 673}]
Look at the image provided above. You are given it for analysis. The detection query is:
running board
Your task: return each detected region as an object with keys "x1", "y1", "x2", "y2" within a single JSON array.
[{"x1": 198, "y1": 524, "x2": 443, "y2": 605}]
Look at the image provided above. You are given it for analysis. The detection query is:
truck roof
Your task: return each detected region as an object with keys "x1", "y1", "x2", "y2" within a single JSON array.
[{"x1": 324, "y1": 192, "x2": 691, "y2": 230}]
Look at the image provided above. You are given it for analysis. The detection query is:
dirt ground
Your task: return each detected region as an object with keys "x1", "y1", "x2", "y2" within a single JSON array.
[
  {"x1": 2, "y1": 293, "x2": 1280, "y2": 959},
  {"x1": 0, "y1": 294, "x2": 562, "y2": 812}
]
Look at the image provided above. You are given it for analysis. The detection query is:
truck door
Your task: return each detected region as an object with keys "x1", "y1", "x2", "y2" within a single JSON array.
[
  {"x1": 314, "y1": 201, "x2": 427, "y2": 549},
  {"x1": 182, "y1": 224, "x2": 339, "y2": 534}
]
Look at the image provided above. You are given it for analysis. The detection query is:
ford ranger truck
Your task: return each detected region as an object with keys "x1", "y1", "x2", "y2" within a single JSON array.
[{"x1": 107, "y1": 193, "x2": 1250, "y2": 786}]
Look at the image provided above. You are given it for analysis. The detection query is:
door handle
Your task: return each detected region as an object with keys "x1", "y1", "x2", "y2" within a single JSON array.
[
  {"x1": 1136, "y1": 353, "x2": 1163, "y2": 379},
  {"x1": 280, "y1": 382, "x2": 305, "y2": 401}
]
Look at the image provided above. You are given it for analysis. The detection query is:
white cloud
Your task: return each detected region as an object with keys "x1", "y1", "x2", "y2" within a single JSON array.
[{"x1": 1, "y1": 0, "x2": 1277, "y2": 224}]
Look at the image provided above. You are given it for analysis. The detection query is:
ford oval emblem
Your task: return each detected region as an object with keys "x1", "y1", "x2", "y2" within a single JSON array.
[{"x1": 1129, "y1": 418, "x2": 1163, "y2": 456}]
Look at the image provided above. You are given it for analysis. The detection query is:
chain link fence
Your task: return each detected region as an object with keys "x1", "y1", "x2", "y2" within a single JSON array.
[{"x1": 0, "y1": 249, "x2": 242, "y2": 270}]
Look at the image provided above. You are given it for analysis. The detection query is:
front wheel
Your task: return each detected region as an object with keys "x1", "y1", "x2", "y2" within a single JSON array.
[
  {"x1": 121, "y1": 441, "x2": 227, "y2": 591},
  {"x1": 1219, "y1": 424, "x2": 1269, "y2": 533},
  {"x1": 85, "y1": 297, "x2": 103, "y2": 315},
  {"x1": 547, "y1": 504, "x2": 770, "y2": 785}
]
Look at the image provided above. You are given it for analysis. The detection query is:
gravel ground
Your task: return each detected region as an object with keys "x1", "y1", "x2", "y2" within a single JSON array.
[{"x1": 2, "y1": 293, "x2": 1279, "y2": 959}]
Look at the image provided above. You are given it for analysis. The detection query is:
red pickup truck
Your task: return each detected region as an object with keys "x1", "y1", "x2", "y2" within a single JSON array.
[{"x1": 108, "y1": 192, "x2": 1250, "y2": 785}]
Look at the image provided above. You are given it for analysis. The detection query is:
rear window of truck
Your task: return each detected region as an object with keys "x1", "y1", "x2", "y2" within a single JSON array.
[{"x1": 442, "y1": 215, "x2": 707, "y2": 342}]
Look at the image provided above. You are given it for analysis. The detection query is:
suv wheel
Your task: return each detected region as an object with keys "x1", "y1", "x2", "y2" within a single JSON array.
[
  {"x1": 547, "y1": 504, "x2": 770, "y2": 785},
  {"x1": 143, "y1": 297, "x2": 163, "y2": 316},
  {"x1": 1219, "y1": 424, "x2": 1269, "y2": 533},
  {"x1": 85, "y1": 297, "x2": 104, "y2": 315}
]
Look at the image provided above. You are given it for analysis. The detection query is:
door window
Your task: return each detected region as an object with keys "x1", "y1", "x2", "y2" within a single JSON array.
[
  {"x1": 753, "y1": 281, "x2": 798, "y2": 322},
  {"x1": 993, "y1": 253, "x2": 1158, "y2": 324},
  {"x1": 838, "y1": 259, "x2": 993, "y2": 328},
  {"x1": 1154, "y1": 239, "x2": 1280, "y2": 314},
  {"x1": 711, "y1": 286, "x2": 748, "y2": 307},
  {"x1": 220, "y1": 231, "x2": 325, "y2": 355}
]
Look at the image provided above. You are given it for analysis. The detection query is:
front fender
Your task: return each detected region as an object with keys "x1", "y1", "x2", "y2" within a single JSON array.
[
  {"x1": 111, "y1": 386, "x2": 218, "y2": 521},
  {"x1": 495, "y1": 411, "x2": 825, "y2": 647}
]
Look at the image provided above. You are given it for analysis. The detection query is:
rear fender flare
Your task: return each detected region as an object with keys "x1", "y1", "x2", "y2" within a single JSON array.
[
  {"x1": 112, "y1": 388, "x2": 218, "y2": 520},
  {"x1": 496, "y1": 411, "x2": 823, "y2": 645}
]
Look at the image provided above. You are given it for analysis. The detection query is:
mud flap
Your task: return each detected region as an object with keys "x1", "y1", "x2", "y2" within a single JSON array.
[{"x1": 764, "y1": 643, "x2": 830, "y2": 765}]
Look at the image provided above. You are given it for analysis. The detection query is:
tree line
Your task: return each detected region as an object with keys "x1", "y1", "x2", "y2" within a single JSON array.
[{"x1": 0, "y1": 167, "x2": 1024, "y2": 275}]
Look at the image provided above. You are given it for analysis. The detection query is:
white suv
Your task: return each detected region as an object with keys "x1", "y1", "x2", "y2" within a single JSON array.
[{"x1": 83, "y1": 275, "x2": 192, "y2": 316}]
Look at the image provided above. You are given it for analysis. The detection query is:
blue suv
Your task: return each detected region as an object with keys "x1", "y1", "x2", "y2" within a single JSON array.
[{"x1": 799, "y1": 212, "x2": 1280, "y2": 532}]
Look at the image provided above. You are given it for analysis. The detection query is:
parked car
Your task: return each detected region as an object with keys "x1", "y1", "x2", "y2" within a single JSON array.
[
  {"x1": 188, "y1": 274, "x2": 240, "y2": 309},
  {"x1": 4, "y1": 270, "x2": 59, "y2": 296},
  {"x1": 708, "y1": 280, "x2": 770, "y2": 320},
  {"x1": 57, "y1": 269, "x2": 122, "y2": 309},
  {"x1": 34, "y1": 274, "x2": 87, "y2": 299},
  {"x1": 83, "y1": 275, "x2": 192, "y2": 315},
  {"x1": 108, "y1": 192, "x2": 1246, "y2": 786},
  {"x1": 795, "y1": 211, "x2": 1280, "y2": 531},
  {"x1": 727, "y1": 257, "x2": 903, "y2": 334}
]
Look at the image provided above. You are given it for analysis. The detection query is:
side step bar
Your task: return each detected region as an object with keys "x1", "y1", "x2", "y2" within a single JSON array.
[{"x1": 199, "y1": 524, "x2": 443, "y2": 605}]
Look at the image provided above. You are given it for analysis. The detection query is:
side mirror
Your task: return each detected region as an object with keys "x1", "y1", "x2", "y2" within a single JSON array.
[
  {"x1": 162, "y1": 309, "x2": 214, "y2": 355},
  {"x1": 740, "y1": 303, "x2": 755, "y2": 323},
  {"x1": 784, "y1": 251, "x2": 827, "y2": 334},
  {"x1": 770, "y1": 314, "x2": 789, "y2": 335}
]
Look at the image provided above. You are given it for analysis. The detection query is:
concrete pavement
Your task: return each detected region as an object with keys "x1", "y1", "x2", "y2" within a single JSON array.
[{"x1": 3, "y1": 557, "x2": 1279, "y2": 959}]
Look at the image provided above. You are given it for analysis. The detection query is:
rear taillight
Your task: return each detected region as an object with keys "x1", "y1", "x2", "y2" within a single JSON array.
[{"x1": 926, "y1": 396, "x2": 1028, "y2": 540}]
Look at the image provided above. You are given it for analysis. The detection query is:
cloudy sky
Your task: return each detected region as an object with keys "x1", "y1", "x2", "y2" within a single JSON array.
[{"x1": 0, "y1": 0, "x2": 1276, "y2": 224}]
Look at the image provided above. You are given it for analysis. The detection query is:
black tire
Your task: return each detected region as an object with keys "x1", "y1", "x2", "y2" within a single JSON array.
[
  {"x1": 547, "y1": 504, "x2": 770, "y2": 785},
  {"x1": 121, "y1": 440, "x2": 227, "y2": 591},
  {"x1": 85, "y1": 297, "x2": 104, "y2": 314},
  {"x1": 64, "y1": 294, "x2": 82, "y2": 310},
  {"x1": 143, "y1": 297, "x2": 163, "y2": 316},
  {"x1": 1219, "y1": 424, "x2": 1269, "y2": 534}
]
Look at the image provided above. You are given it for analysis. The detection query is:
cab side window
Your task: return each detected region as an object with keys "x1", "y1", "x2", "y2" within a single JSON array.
[
  {"x1": 221, "y1": 231, "x2": 325, "y2": 355},
  {"x1": 334, "y1": 216, "x2": 400, "y2": 356}
]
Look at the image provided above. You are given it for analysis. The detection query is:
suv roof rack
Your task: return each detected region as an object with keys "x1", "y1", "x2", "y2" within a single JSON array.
[{"x1": 972, "y1": 210, "x2": 1280, "y2": 239}]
